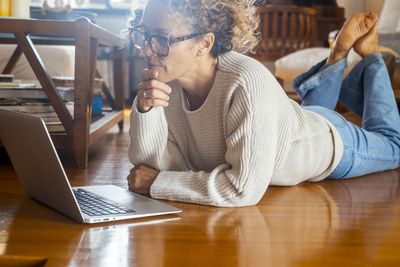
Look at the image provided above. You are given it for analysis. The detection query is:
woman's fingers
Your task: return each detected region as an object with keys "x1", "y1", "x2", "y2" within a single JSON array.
[
  {"x1": 142, "y1": 88, "x2": 170, "y2": 101},
  {"x1": 140, "y1": 97, "x2": 169, "y2": 109},
  {"x1": 137, "y1": 84, "x2": 170, "y2": 111},
  {"x1": 127, "y1": 165, "x2": 159, "y2": 195},
  {"x1": 138, "y1": 79, "x2": 172, "y2": 96},
  {"x1": 141, "y1": 69, "x2": 158, "y2": 81},
  {"x1": 137, "y1": 70, "x2": 172, "y2": 112}
]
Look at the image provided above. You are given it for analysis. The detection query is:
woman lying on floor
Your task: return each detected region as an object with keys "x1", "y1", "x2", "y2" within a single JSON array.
[{"x1": 127, "y1": 0, "x2": 400, "y2": 207}]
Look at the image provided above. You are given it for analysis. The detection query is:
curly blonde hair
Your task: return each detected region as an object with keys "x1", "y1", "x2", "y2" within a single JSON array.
[{"x1": 134, "y1": 0, "x2": 260, "y2": 57}]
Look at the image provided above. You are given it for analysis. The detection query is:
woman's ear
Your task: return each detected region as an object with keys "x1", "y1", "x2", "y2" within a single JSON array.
[{"x1": 197, "y1": 32, "x2": 215, "y2": 56}]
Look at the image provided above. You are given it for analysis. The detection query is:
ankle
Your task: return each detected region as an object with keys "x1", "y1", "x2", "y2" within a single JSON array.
[
  {"x1": 358, "y1": 45, "x2": 379, "y2": 58},
  {"x1": 327, "y1": 46, "x2": 349, "y2": 64}
]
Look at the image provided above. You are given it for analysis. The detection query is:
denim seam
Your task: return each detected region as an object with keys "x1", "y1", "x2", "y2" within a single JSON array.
[
  {"x1": 341, "y1": 53, "x2": 381, "y2": 88},
  {"x1": 352, "y1": 151, "x2": 400, "y2": 162},
  {"x1": 293, "y1": 59, "x2": 326, "y2": 92},
  {"x1": 298, "y1": 58, "x2": 347, "y2": 91}
]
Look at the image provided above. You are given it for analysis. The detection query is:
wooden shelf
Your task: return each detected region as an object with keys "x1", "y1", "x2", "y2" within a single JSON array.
[
  {"x1": 89, "y1": 110, "x2": 124, "y2": 145},
  {"x1": 50, "y1": 110, "x2": 124, "y2": 148}
]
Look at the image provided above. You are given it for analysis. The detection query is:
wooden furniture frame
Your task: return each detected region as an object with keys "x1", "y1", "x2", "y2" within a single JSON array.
[
  {"x1": 253, "y1": 6, "x2": 318, "y2": 61},
  {"x1": 0, "y1": 18, "x2": 126, "y2": 168}
]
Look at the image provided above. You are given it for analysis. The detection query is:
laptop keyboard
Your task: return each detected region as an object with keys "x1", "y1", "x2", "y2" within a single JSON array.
[{"x1": 73, "y1": 188, "x2": 135, "y2": 216}]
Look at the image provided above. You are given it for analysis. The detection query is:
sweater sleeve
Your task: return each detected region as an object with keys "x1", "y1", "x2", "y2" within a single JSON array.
[
  {"x1": 128, "y1": 97, "x2": 188, "y2": 171},
  {"x1": 150, "y1": 77, "x2": 284, "y2": 207}
]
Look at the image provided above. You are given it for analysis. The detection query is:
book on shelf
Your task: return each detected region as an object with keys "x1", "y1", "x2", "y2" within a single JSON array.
[
  {"x1": 52, "y1": 76, "x2": 104, "y2": 94},
  {"x1": 0, "y1": 82, "x2": 37, "y2": 88},
  {"x1": 0, "y1": 101, "x2": 74, "y2": 133},
  {"x1": 0, "y1": 76, "x2": 105, "y2": 102},
  {"x1": 0, "y1": 86, "x2": 74, "y2": 101},
  {"x1": 0, "y1": 76, "x2": 106, "y2": 133},
  {"x1": 45, "y1": 121, "x2": 65, "y2": 133},
  {"x1": 0, "y1": 74, "x2": 13, "y2": 82},
  {"x1": 0, "y1": 101, "x2": 74, "y2": 115}
]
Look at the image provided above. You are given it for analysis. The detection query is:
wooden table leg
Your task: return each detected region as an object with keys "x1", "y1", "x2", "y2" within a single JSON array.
[
  {"x1": 73, "y1": 23, "x2": 98, "y2": 168},
  {"x1": 2, "y1": 46, "x2": 22, "y2": 74},
  {"x1": 113, "y1": 46, "x2": 126, "y2": 131}
]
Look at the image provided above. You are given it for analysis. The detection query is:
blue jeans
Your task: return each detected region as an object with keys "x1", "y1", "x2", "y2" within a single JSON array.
[{"x1": 293, "y1": 53, "x2": 400, "y2": 179}]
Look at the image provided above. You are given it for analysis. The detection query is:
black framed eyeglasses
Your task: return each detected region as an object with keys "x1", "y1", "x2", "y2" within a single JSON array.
[{"x1": 129, "y1": 25, "x2": 206, "y2": 57}]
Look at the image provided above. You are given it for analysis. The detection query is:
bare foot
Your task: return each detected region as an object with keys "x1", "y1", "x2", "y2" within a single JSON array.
[
  {"x1": 354, "y1": 13, "x2": 379, "y2": 57},
  {"x1": 327, "y1": 12, "x2": 377, "y2": 64}
]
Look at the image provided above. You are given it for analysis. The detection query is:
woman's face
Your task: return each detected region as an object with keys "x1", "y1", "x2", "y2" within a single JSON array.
[{"x1": 141, "y1": 0, "x2": 200, "y2": 83}]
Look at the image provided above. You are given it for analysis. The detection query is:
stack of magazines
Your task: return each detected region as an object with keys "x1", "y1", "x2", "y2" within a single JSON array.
[{"x1": 0, "y1": 74, "x2": 103, "y2": 133}]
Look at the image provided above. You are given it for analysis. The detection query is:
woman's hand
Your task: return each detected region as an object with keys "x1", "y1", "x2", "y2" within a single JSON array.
[
  {"x1": 137, "y1": 69, "x2": 171, "y2": 112},
  {"x1": 127, "y1": 164, "x2": 160, "y2": 195}
]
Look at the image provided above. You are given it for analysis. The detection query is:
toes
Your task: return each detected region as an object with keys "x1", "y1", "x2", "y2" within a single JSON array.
[
  {"x1": 365, "y1": 18, "x2": 374, "y2": 30},
  {"x1": 353, "y1": 23, "x2": 379, "y2": 57},
  {"x1": 363, "y1": 12, "x2": 378, "y2": 31},
  {"x1": 329, "y1": 12, "x2": 379, "y2": 62},
  {"x1": 369, "y1": 14, "x2": 379, "y2": 33}
]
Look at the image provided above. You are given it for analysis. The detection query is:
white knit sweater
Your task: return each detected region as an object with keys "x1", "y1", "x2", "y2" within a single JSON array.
[{"x1": 129, "y1": 51, "x2": 343, "y2": 207}]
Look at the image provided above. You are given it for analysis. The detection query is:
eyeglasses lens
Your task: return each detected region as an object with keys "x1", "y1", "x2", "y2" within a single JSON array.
[
  {"x1": 131, "y1": 29, "x2": 169, "y2": 56},
  {"x1": 150, "y1": 36, "x2": 168, "y2": 56}
]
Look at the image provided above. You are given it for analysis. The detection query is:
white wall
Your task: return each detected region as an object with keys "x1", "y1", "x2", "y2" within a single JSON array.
[
  {"x1": 336, "y1": 0, "x2": 386, "y2": 18},
  {"x1": 365, "y1": 0, "x2": 385, "y2": 16},
  {"x1": 336, "y1": 0, "x2": 365, "y2": 18}
]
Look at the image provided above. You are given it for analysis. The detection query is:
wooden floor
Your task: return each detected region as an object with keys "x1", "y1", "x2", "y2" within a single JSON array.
[{"x1": 1, "y1": 109, "x2": 400, "y2": 266}]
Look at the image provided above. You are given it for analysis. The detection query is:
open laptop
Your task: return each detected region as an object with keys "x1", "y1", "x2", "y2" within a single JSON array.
[{"x1": 0, "y1": 109, "x2": 182, "y2": 224}]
